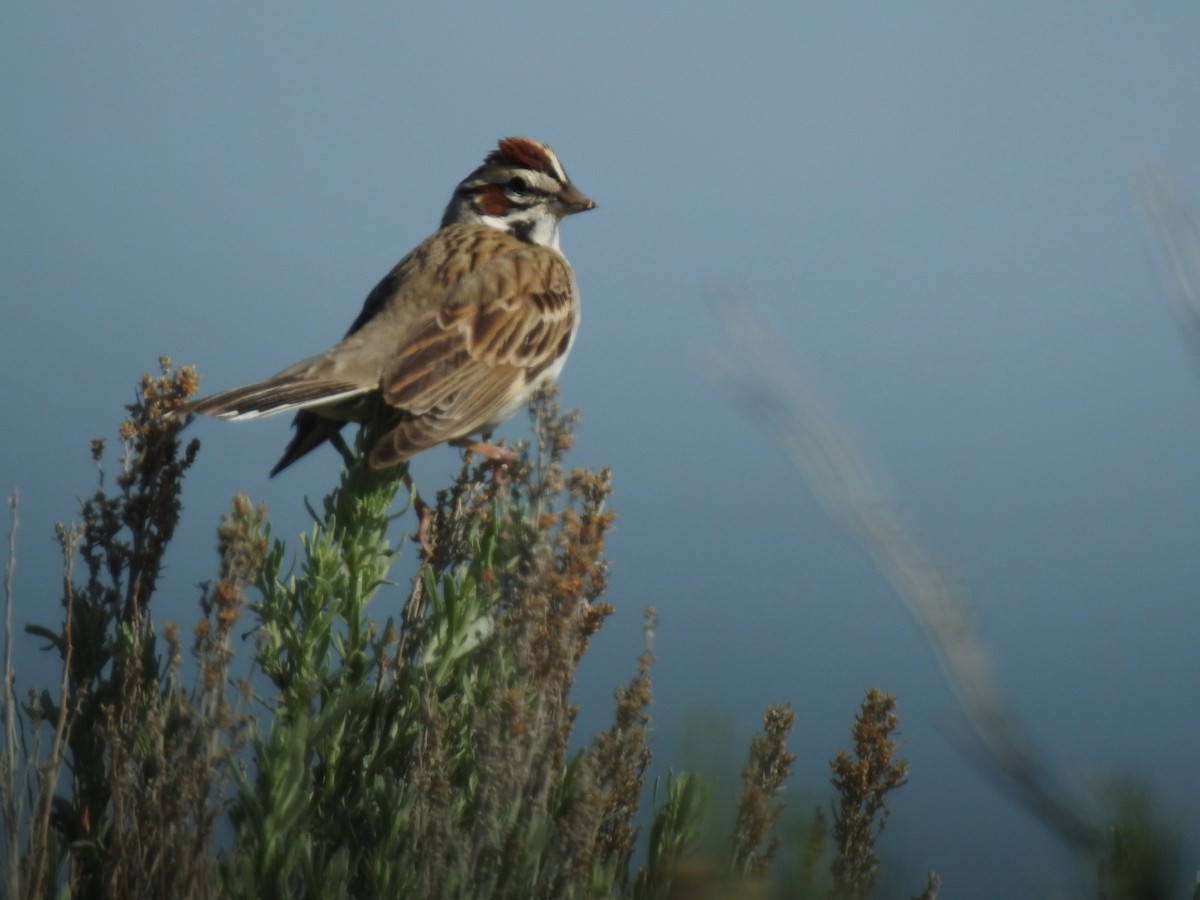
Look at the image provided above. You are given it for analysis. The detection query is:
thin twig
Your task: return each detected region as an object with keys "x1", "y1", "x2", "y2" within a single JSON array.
[
  {"x1": 2, "y1": 492, "x2": 21, "y2": 900},
  {"x1": 27, "y1": 526, "x2": 80, "y2": 899}
]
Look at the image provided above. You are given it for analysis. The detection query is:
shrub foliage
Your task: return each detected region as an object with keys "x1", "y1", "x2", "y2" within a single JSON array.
[{"x1": 0, "y1": 360, "x2": 952, "y2": 899}]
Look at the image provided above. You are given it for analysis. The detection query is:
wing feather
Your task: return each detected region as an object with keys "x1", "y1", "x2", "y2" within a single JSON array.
[
  {"x1": 367, "y1": 368, "x2": 526, "y2": 468},
  {"x1": 182, "y1": 377, "x2": 367, "y2": 420},
  {"x1": 364, "y1": 243, "x2": 575, "y2": 464},
  {"x1": 375, "y1": 244, "x2": 576, "y2": 455}
]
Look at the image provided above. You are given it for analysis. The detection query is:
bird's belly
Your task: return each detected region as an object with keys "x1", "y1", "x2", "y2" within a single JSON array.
[{"x1": 480, "y1": 350, "x2": 571, "y2": 434}]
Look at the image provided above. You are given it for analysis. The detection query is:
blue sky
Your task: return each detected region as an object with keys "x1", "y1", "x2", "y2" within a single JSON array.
[{"x1": 4, "y1": 4, "x2": 1200, "y2": 894}]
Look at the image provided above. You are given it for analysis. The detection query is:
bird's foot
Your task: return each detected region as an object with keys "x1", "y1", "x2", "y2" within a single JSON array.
[
  {"x1": 404, "y1": 472, "x2": 436, "y2": 559},
  {"x1": 414, "y1": 497, "x2": 435, "y2": 558},
  {"x1": 450, "y1": 438, "x2": 518, "y2": 474}
]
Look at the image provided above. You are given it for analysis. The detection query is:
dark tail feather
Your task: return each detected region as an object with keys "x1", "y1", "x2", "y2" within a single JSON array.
[
  {"x1": 183, "y1": 378, "x2": 366, "y2": 420},
  {"x1": 270, "y1": 411, "x2": 349, "y2": 477}
]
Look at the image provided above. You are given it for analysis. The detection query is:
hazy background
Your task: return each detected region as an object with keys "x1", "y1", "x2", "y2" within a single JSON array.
[{"x1": 4, "y1": 4, "x2": 1200, "y2": 895}]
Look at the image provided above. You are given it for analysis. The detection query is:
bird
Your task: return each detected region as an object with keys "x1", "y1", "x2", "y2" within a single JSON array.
[{"x1": 179, "y1": 137, "x2": 595, "y2": 476}]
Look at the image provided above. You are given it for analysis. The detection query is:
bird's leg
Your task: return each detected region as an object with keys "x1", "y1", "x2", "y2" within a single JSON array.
[
  {"x1": 402, "y1": 470, "x2": 436, "y2": 558},
  {"x1": 451, "y1": 437, "x2": 517, "y2": 487},
  {"x1": 449, "y1": 437, "x2": 518, "y2": 467},
  {"x1": 330, "y1": 429, "x2": 356, "y2": 467},
  {"x1": 413, "y1": 494, "x2": 435, "y2": 557}
]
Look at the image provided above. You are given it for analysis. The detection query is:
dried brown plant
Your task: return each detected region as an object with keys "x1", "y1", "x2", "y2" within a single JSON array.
[
  {"x1": 587, "y1": 609, "x2": 655, "y2": 878},
  {"x1": 829, "y1": 689, "x2": 909, "y2": 900},
  {"x1": 2, "y1": 358, "x2": 259, "y2": 899},
  {"x1": 911, "y1": 871, "x2": 941, "y2": 900},
  {"x1": 732, "y1": 704, "x2": 796, "y2": 878},
  {"x1": 2, "y1": 360, "x2": 957, "y2": 899}
]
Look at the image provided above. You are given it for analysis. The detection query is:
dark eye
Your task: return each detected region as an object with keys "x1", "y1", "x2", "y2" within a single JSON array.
[{"x1": 506, "y1": 176, "x2": 528, "y2": 193}]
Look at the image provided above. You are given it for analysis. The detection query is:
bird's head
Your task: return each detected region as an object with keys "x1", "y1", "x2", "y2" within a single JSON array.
[{"x1": 441, "y1": 137, "x2": 595, "y2": 250}]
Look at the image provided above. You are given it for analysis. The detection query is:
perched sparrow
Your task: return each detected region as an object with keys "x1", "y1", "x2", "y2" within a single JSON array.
[{"x1": 181, "y1": 137, "x2": 595, "y2": 475}]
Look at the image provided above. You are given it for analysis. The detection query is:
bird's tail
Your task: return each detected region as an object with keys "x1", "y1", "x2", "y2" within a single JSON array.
[
  {"x1": 179, "y1": 377, "x2": 368, "y2": 421},
  {"x1": 270, "y1": 410, "x2": 351, "y2": 476}
]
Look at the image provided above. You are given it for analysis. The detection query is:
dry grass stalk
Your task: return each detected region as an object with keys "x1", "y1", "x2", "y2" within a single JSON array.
[
  {"x1": 732, "y1": 704, "x2": 796, "y2": 878},
  {"x1": 829, "y1": 689, "x2": 908, "y2": 899}
]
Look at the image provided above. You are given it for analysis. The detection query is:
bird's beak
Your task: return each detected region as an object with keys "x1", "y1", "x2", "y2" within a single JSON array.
[{"x1": 557, "y1": 183, "x2": 597, "y2": 216}]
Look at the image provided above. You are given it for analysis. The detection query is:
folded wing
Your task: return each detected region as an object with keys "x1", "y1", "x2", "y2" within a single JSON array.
[{"x1": 368, "y1": 244, "x2": 577, "y2": 467}]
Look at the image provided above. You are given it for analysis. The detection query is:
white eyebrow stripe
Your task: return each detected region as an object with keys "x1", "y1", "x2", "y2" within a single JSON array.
[{"x1": 543, "y1": 148, "x2": 568, "y2": 184}]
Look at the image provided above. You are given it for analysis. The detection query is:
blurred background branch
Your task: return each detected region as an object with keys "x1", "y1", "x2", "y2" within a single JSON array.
[
  {"x1": 1134, "y1": 164, "x2": 1200, "y2": 380},
  {"x1": 701, "y1": 283, "x2": 1099, "y2": 851}
]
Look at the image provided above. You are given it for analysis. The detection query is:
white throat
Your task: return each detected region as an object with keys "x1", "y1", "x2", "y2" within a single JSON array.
[{"x1": 446, "y1": 201, "x2": 562, "y2": 251}]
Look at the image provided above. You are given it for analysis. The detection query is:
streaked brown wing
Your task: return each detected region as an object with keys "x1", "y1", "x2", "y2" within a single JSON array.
[
  {"x1": 366, "y1": 368, "x2": 526, "y2": 468},
  {"x1": 442, "y1": 245, "x2": 576, "y2": 368},
  {"x1": 367, "y1": 244, "x2": 576, "y2": 465},
  {"x1": 382, "y1": 244, "x2": 575, "y2": 410}
]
